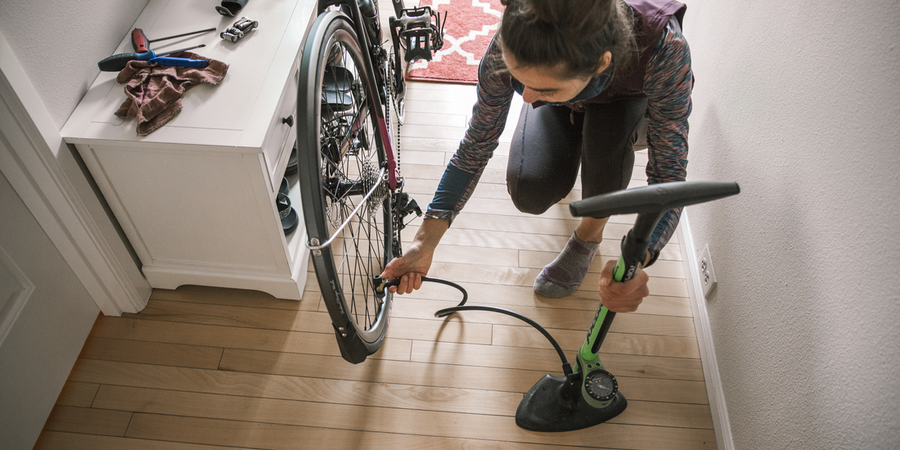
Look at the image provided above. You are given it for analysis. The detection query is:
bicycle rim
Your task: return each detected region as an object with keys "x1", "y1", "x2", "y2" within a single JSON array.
[{"x1": 297, "y1": 12, "x2": 393, "y2": 362}]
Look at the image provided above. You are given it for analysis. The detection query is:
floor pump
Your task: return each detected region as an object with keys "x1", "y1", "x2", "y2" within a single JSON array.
[
  {"x1": 514, "y1": 181, "x2": 741, "y2": 431},
  {"x1": 424, "y1": 181, "x2": 740, "y2": 431}
]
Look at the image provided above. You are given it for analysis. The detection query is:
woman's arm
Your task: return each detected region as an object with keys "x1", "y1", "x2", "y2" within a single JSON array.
[{"x1": 642, "y1": 17, "x2": 694, "y2": 265}]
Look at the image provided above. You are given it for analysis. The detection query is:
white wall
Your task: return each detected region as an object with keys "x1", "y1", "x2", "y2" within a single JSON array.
[
  {"x1": 0, "y1": 0, "x2": 148, "y2": 128},
  {"x1": 682, "y1": 1, "x2": 900, "y2": 448}
]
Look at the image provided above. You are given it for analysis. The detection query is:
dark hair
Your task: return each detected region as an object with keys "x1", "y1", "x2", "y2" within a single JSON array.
[{"x1": 498, "y1": 0, "x2": 637, "y2": 80}]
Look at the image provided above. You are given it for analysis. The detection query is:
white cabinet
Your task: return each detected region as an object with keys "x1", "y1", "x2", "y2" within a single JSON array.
[{"x1": 61, "y1": 0, "x2": 317, "y2": 300}]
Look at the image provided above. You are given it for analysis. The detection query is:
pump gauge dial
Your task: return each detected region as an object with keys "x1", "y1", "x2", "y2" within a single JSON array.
[{"x1": 584, "y1": 369, "x2": 618, "y2": 402}]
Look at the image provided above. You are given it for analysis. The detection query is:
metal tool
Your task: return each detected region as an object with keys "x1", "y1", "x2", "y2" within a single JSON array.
[
  {"x1": 131, "y1": 27, "x2": 217, "y2": 53},
  {"x1": 147, "y1": 55, "x2": 210, "y2": 69},
  {"x1": 98, "y1": 44, "x2": 207, "y2": 72},
  {"x1": 221, "y1": 17, "x2": 258, "y2": 43}
]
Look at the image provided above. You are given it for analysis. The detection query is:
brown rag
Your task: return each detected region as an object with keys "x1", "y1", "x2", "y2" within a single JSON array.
[{"x1": 115, "y1": 52, "x2": 228, "y2": 136}]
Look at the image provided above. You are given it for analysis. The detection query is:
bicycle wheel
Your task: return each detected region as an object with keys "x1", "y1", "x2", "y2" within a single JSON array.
[{"x1": 297, "y1": 11, "x2": 394, "y2": 364}]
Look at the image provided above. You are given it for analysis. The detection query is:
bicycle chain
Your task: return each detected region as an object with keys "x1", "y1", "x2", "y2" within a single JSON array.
[
  {"x1": 383, "y1": 46, "x2": 406, "y2": 258},
  {"x1": 384, "y1": 48, "x2": 400, "y2": 175}
]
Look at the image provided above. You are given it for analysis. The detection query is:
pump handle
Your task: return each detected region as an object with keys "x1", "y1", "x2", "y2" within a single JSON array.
[{"x1": 570, "y1": 181, "x2": 740, "y2": 219}]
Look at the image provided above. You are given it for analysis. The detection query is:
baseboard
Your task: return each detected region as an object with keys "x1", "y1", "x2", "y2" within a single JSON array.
[{"x1": 677, "y1": 209, "x2": 734, "y2": 450}]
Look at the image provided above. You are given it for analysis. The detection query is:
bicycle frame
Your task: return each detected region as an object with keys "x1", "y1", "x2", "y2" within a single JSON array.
[{"x1": 316, "y1": 0, "x2": 402, "y2": 190}]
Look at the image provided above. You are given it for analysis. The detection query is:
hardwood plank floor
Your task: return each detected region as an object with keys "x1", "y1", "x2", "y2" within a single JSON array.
[{"x1": 35, "y1": 58, "x2": 715, "y2": 450}]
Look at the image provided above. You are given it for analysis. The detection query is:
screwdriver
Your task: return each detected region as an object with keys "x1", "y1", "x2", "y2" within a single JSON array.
[
  {"x1": 98, "y1": 44, "x2": 206, "y2": 72},
  {"x1": 131, "y1": 27, "x2": 216, "y2": 53}
]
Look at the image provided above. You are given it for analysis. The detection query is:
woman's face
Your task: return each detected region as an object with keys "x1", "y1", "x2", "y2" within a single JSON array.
[{"x1": 502, "y1": 47, "x2": 611, "y2": 104}]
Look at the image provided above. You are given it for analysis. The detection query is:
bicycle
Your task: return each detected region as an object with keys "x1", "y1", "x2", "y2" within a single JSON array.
[{"x1": 296, "y1": 0, "x2": 445, "y2": 364}]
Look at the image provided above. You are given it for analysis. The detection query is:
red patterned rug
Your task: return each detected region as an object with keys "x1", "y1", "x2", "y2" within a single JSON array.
[{"x1": 406, "y1": 0, "x2": 505, "y2": 85}]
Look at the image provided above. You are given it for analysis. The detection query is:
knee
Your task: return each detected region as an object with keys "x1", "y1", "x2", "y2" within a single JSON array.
[
  {"x1": 512, "y1": 195, "x2": 553, "y2": 215},
  {"x1": 508, "y1": 175, "x2": 562, "y2": 214}
]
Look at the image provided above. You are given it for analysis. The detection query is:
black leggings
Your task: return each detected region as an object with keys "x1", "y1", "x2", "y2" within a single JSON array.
[{"x1": 507, "y1": 98, "x2": 649, "y2": 214}]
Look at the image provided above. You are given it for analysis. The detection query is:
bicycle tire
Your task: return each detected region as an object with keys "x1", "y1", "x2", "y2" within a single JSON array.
[{"x1": 297, "y1": 11, "x2": 394, "y2": 364}]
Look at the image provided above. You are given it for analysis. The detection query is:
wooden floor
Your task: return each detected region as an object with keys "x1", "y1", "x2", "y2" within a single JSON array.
[{"x1": 35, "y1": 80, "x2": 715, "y2": 449}]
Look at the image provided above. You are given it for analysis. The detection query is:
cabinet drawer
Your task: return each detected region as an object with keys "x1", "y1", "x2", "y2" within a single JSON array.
[{"x1": 263, "y1": 61, "x2": 301, "y2": 188}]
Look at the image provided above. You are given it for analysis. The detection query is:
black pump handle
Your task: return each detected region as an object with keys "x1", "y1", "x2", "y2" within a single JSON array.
[
  {"x1": 571, "y1": 181, "x2": 740, "y2": 244},
  {"x1": 570, "y1": 181, "x2": 740, "y2": 219}
]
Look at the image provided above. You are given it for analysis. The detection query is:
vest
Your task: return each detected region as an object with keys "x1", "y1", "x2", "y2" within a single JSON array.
[{"x1": 589, "y1": 0, "x2": 687, "y2": 103}]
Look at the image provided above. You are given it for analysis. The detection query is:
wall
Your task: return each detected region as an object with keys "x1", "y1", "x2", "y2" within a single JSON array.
[
  {"x1": 0, "y1": 0, "x2": 148, "y2": 128},
  {"x1": 682, "y1": 0, "x2": 900, "y2": 448}
]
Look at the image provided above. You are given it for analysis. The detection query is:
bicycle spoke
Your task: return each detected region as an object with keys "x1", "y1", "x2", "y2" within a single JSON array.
[{"x1": 318, "y1": 37, "x2": 388, "y2": 333}]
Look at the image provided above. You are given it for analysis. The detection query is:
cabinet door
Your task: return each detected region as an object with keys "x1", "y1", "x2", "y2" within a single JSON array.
[{"x1": 83, "y1": 145, "x2": 287, "y2": 275}]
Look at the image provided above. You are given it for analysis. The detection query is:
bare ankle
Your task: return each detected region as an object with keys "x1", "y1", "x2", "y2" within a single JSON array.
[
  {"x1": 574, "y1": 229, "x2": 602, "y2": 244},
  {"x1": 575, "y1": 217, "x2": 609, "y2": 243}
]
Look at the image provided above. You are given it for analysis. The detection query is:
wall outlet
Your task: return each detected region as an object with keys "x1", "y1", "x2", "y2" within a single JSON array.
[{"x1": 698, "y1": 244, "x2": 717, "y2": 298}]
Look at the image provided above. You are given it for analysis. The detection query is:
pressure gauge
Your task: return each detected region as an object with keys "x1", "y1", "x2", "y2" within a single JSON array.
[{"x1": 584, "y1": 369, "x2": 618, "y2": 402}]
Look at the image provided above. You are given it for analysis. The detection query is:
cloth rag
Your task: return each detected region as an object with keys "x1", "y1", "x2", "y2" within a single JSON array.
[{"x1": 115, "y1": 52, "x2": 228, "y2": 136}]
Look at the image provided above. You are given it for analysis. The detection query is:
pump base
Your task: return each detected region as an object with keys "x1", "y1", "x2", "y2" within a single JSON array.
[{"x1": 515, "y1": 374, "x2": 627, "y2": 432}]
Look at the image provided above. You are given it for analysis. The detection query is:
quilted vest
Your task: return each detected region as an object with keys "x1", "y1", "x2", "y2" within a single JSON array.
[{"x1": 589, "y1": 0, "x2": 687, "y2": 103}]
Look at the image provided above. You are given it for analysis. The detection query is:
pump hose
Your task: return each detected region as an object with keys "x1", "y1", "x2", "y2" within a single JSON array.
[{"x1": 379, "y1": 276, "x2": 572, "y2": 374}]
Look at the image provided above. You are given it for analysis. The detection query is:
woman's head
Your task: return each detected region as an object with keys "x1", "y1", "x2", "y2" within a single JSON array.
[{"x1": 498, "y1": 0, "x2": 636, "y2": 103}]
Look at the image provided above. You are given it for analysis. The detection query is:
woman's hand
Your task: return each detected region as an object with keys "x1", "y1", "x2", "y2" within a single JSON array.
[
  {"x1": 381, "y1": 241, "x2": 434, "y2": 294},
  {"x1": 598, "y1": 259, "x2": 650, "y2": 312},
  {"x1": 379, "y1": 217, "x2": 449, "y2": 294}
]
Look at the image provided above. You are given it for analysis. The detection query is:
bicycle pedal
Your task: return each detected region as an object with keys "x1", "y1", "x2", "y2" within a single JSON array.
[
  {"x1": 394, "y1": 6, "x2": 445, "y2": 63},
  {"x1": 403, "y1": 30, "x2": 433, "y2": 62}
]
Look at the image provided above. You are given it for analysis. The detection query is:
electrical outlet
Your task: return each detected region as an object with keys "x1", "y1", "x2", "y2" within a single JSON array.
[{"x1": 698, "y1": 244, "x2": 717, "y2": 298}]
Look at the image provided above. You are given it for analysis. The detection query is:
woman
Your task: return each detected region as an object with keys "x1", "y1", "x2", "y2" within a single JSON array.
[{"x1": 382, "y1": 0, "x2": 691, "y2": 312}]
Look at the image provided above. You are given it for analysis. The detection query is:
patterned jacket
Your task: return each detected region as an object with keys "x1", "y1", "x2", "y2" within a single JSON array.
[{"x1": 427, "y1": 0, "x2": 692, "y2": 265}]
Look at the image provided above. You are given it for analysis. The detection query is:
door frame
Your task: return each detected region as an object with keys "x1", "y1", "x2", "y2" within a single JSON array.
[{"x1": 0, "y1": 34, "x2": 150, "y2": 316}]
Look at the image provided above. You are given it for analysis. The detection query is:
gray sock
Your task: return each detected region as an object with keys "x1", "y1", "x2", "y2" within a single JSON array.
[{"x1": 533, "y1": 232, "x2": 599, "y2": 298}]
